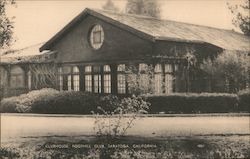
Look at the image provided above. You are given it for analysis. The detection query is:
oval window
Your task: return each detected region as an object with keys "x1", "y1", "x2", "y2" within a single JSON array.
[{"x1": 89, "y1": 24, "x2": 104, "y2": 50}]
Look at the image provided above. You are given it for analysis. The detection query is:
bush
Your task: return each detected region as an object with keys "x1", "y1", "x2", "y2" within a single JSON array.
[
  {"x1": 238, "y1": 89, "x2": 250, "y2": 112},
  {"x1": 145, "y1": 93, "x2": 239, "y2": 113},
  {"x1": 31, "y1": 91, "x2": 100, "y2": 114},
  {"x1": 0, "y1": 88, "x2": 59, "y2": 113},
  {"x1": 0, "y1": 96, "x2": 19, "y2": 113}
]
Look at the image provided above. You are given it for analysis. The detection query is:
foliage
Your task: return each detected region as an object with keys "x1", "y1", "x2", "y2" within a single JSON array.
[
  {"x1": 145, "y1": 93, "x2": 239, "y2": 113},
  {"x1": 31, "y1": 91, "x2": 99, "y2": 114},
  {"x1": 1, "y1": 135, "x2": 249, "y2": 159},
  {"x1": 238, "y1": 89, "x2": 250, "y2": 112},
  {"x1": 0, "y1": 95, "x2": 18, "y2": 112},
  {"x1": 228, "y1": 0, "x2": 250, "y2": 36},
  {"x1": 102, "y1": 0, "x2": 119, "y2": 12},
  {"x1": 0, "y1": 88, "x2": 59, "y2": 113},
  {"x1": 0, "y1": 0, "x2": 15, "y2": 48},
  {"x1": 126, "y1": 65, "x2": 155, "y2": 95},
  {"x1": 125, "y1": 0, "x2": 161, "y2": 18},
  {"x1": 29, "y1": 64, "x2": 57, "y2": 89},
  {"x1": 93, "y1": 95, "x2": 149, "y2": 138},
  {"x1": 200, "y1": 50, "x2": 250, "y2": 93}
]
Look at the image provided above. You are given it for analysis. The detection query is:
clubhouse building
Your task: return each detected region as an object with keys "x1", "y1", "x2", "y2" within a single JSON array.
[{"x1": 1, "y1": 8, "x2": 249, "y2": 97}]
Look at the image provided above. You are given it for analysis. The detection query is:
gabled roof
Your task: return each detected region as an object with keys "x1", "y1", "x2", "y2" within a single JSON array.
[{"x1": 40, "y1": 8, "x2": 250, "y2": 52}]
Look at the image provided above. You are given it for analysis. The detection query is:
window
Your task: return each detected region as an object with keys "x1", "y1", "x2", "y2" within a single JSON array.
[
  {"x1": 89, "y1": 25, "x2": 104, "y2": 50},
  {"x1": 27, "y1": 71, "x2": 32, "y2": 90},
  {"x1": 72, "y1": 66, "x2": 80, "y2": 91},
  {"x1": 117, "y1": 64, "x2": 125, "y2": 72},
  {"x1": 0, "y1": 67, "x2": 8, "y2": 86},
  {"x1": 85, "y1": 66, "x2": 92, "y2": 72},
  {"x1": 104, "y1": 65, "x2": 111, "y2": 93},
  {"x1": 117, "y1": 64, "x2": 126, "y2": 94},
  {"x1": 154, "y1": 64, "x2": 162, "y2": 94},
  {"x1": 58, "y1": 67, "x2": 63, "y2": 91},
  {"x1": 139, "y1": 63, "x2": 148, "y2": 72},
  {"x1": 67, "y1": 75, "x2": 72, "y2": 91},
  {"x1": 138, "y1": 63, "x2": 150, "y2": 92},
  {"x1": 174, "y1": 64, "x2": 178, "y2": 72},
  {"x1": 94, "y1": 75, "x2": 101, "y2": 93},
  {"x1": 165, "y1": 64, "x2": 173, "y2": 73},
  {"x1": 85, "y1": 75, "x2": 92, "y2": 92},
  {"x1": 10, "y1": 66, "x2": 25, "y2": 88},
  {"x1": 165, "y1": 74, "x2": 173, "y2": 94},
  {"x1": 93, "y1": 66, "x2": 101, "y2": 93},
  {"x1": 164, "y1": 64, "x2": 173, "y2": 94},
  {"x1": 104, "y1": 65, "x2": 111, "y2": 72},
  {"x1": 84, "y1": 66, "x2": 92, "y2": 92}
]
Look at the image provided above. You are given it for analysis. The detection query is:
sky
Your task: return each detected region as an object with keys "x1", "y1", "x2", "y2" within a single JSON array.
[{"x1": 5, "y1": 0, "x2": 243, "y2": 50}]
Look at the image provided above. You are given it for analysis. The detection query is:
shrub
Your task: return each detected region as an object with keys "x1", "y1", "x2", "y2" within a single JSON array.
[
  {"x1": 238, "y1": 89, "x2": 250, "y2": 112},
  {"x1": 93, "y1": 95, "x2": 149, "y2": 139},
  {"x1": 15, "y1": 88, "x2": 59, "y2": 113},
  {"x1": 31, "y1": 91, "x2": 100, "y2": 114},
  {"x1": 0, "y1": 88, "x2": 59, "y2": 113},
  {"x1": 0, "y1": 96, "x2": 19, "y2": 113},
  {"x1": 145, "y1": 93, "x2": 239, "y2": 113}
]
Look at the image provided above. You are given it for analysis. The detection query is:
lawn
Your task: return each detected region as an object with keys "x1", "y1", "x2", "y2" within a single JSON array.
[{"x1": 1, "y1": 113, "x2": 250, "y2": 158}]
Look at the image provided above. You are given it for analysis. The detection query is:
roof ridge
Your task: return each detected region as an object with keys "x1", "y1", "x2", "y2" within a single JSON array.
[{"x1": 90, "y1": 8, "x2": 244, "y2": 35}]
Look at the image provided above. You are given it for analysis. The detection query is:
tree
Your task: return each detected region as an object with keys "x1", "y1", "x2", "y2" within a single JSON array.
[
  {"x1": 102, "y1": 0, "x2": 119, "y2": 12},
  {"x1": 228, "y1": 0, "x2": 250, "y2": 36},
  {"x1": 29, "y1": 64, "x2": 57, "y2": 89},
  {"x1": 125, "y1": 0, "x2": 161, "y2": 18},
  {"x1": 200, "y1": 50, "x2": 250, "y2": 93},
  {"x1": 126, "y1": 65, "x2": 155, "y2": 95},
  {"x1": 0, "y1": 0, "x2": 15, "y2": 49}
]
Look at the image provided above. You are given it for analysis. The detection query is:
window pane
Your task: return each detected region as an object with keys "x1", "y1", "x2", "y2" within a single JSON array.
[
  {"x1": 117, "y1": 74, "x2": 126, "y2": 94},
  {"x1": 73, "y1": 66, "x2": 79, "y2": 73},
  {"x1": 104, "y1": 74, "x2": 111, "y2": 93},
  {"x1": 165, "y1": 64, "x2": 173, "y2": 73},
  {"x1": 154, "y1": 74, "x2": 162, "y2": 94},
  {"x1": 93, "y1": 66, "x2": 101, "y2": 73},
  {"x1": 10, "y1": 66, "x2": 25, "y2": 88},
  {"x1": 174, "y1": 64, "x2": 178, "y2": 71},
  {"x1": 117, "y1": 64, "x2": 125, "y2": 71},
  {"x1": 104, "y1": 65, "x2": 111, "y2": 72},
  {"x1": 85, "y1": 75, "x2": 92, "y2": 92},
  {"x1": 154, "y1": 64, "x2": 162, "y2": 73},
  {"x1": 28, "y1": 71, "x2": 32, "y2": 90},
  {"x1": 93, "y1": 31, "x2": 101, "y2": 43},
  {"x1": 90, "y1": 25, "x2": 104, "y2": 50},
  {"x1": 58, "y1": 67, "x2": 62, "y2": 73},
  {"x1": 67, "y1": 75, "x2": 72, "y2": 91},
  {"x1": 165, "y1": 74, "x2": 173, "y2": 94},
  {"x1": 73, "y1": 75, "x2": 79, "y2": 91},
  {"x1": 0, "y1": 67, "x2": 8, "y2": 86},
  {"x1": 85, "y1": 66, "x2": 92, "y2": 73},
  {"x1": 94, "y1": 75, "x2": 101, "y2": 93},
  {"x1": 59, "y1": 75, "x2": 63, "y2": 91}
]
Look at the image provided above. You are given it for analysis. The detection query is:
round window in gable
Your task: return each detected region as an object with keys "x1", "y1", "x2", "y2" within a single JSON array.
[{"x1": 89, "y1": 24, "x2": 104, "y2": 50}]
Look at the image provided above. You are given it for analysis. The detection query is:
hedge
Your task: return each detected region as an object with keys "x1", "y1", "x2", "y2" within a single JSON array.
[
  {"x1": 31, "y1": 91, "x2": 100, "y2": 114},
  {"x1": 145, "y1": 93, "x2": 239, "y2": 113},
  {"x1": 237, "y1": 89, "x2": 250, "y2": 112},
  {"x1": 1, "y1": 89, "x2": 249, "y2": 114},
  {"x1": 0, "y1": 88, "x2": 59, "y2": 113}
]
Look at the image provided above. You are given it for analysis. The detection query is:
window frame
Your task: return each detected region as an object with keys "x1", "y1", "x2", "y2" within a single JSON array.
[
  {"x1": 89, "y1": 24, "x2": 104, "y2": 50},
  {"x1": 117, "y1": 64, "x2": 126, "y2": 94},
  {"x1": 103, "y1": 65, "x2": 111, "y2": 94}
]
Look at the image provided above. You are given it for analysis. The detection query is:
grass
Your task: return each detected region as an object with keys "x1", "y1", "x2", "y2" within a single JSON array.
[{"x1": 1, "y1": 135, "x2": 249, "y2": 159}]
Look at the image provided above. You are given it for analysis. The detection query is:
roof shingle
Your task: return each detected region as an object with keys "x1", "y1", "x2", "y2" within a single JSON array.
[{"x1": 39, "y1": 8, "x2": 250, "y2": 52}]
